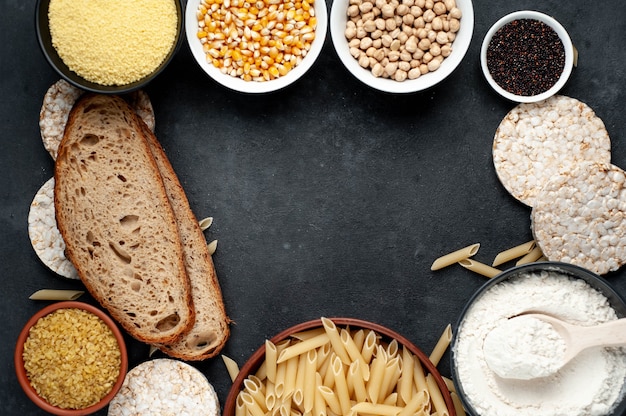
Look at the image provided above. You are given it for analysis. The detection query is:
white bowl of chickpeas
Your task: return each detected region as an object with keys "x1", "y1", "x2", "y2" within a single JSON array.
[
  {"x1": 330, "y1": 0, "x2": 473, "y2": 93},
  {"x1": 186, "y1": 0, "x2": 328, "y2": 93}
]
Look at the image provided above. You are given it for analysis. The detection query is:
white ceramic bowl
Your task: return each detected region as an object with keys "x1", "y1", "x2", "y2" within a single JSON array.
[
  {"x1": 330, "y1": 0, "x2": 474, "y2": 94},
  {"x1": 186, "y1": 0, "x2": 328, "y2": 93},
  {"x1": 480, "y1": 10, "x2": 574, "y2": 103}
]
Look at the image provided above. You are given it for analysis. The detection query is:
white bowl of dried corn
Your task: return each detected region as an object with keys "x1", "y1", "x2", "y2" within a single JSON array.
[
  {"x1": 330, "y1": 0, "x2": 474, "y2": 93},
  {"x1": 186, "y1": 0, "x2": 328, "y2": 93}
]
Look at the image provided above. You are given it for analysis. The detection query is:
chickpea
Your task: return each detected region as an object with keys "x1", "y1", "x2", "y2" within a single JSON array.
[
  {"x1": 349, "y1": 38, "x2": 361, "y2": 48},
  {"x1": 410, "y1": 5, "x2": 423, "y2": 17},
  {"x1": 423, "y1": 9, "x2": 436, "y2": 22},
  {"x1": 432, "y1": 16, "x2": 443, "y2": 31},
  {"x1": 405, "y1": 36, "x2": 418, "y2": 53},
  {"x1": 402, "y1": 0, "x2": 415, "y2": 6},
  {"x1": 359, "y1": 1, "x2": 374, "y2": 13},
  {"x1": 398, "y1": 61, "x2": 411, "y2": 71},
  {"x1": 403, "y1": 13, "x2": 415, "y2": 25},
  {"x1": 372, "y1": 38, "x2": 383, "y2": 48},
  {"x1": 427, "y1": 54, "x2": 443, "y2": 71},
  {"x1": 396, "y1": 4, "x2": 409, "y2": 15},
  {"x1": 356, "y1": 27, "x2": 367, "y2": 38},
  {"x1": 427, "y1": 30, "x2": 437, "y2": 42},
  {"x1": 375, "y1": 17, "x2": 386, "y2": 30},
  {"x1": 416, "y1": 28, "x2": 428, "y2": 39},
  {"x1": 360, "y1": 37, "x2": 374, "y2": 49},
  {"x1": 381, "y1": 34, "x2": 393, "y2": 47},
  {"x1": 390, "y1": 39, "x2": 402, "y2": 51},
  {"x1": 441, "y1": 43, "x2": 451, "y2": 57},
  {"x1": 433, "y1": 2, "x2": 447, "y2": 15},
  {"x1": 394, "y1": 69, "x2": 408, "y2": 81},
  {"x1": 414, "y1": 16, "x2": 425, "y2": 28},
  {"x1": 373, "y1": 48, "x2": 385, "y2": 61},
  {"x1": 347, "y1": 5, "x2": 360, "y2": 17},
  {"x1": 390, "y1": 28, "x2": 402, "y2": 39},
  {"x1": 400, "y1": 50, "x2": 412, "y2": 61},
  {"x1": 408, "y1": 67, "x2": 421, "y2": 79},
  {"x1": 447, "y1": 31, "x2": 456, "y2": 42},
  {"x1": 345, "y1": 26, "x2": 357, "y2": 40},
  {"x1": 449, "y1": 18, "x2": 460, "y2": 32},
  {"x1": 388, "y1": 50, "x2": 400, "y2": 61},
  {"x1": 385, "y1": 61, "x2": 398, "y2": 76},
  {"x1": 412, "y1": 48, "x2": 424, "y2": 60},
  {"x1": 430, "y1": 43, "x2": 441, "y2": 56},
  {"x1": 362, "y1": 11, "x2": 375, "y2": 21},
  {"x1": 449, "y1": 7, "x2": 462, "y2": 19},
  {"x1": 381, "y1": 4, "x2": 395, "y2": 18},
  {"x1": 358, "y1": 54, "x2": 370, "y2": 68},
  {"x1": 415, "y1": 0, "x2": 426, "y2": 7},
  {"x1": 361, "y1": 20, "x2": 374, "y2": 32},
  {"x1": 375, "y1": 0, "x2": 386, "y2": 9},
  {"x1": 425, "y1": 0, "x2": 434, "y2": 9},
  {"x1": 386, "y1": 18, "x2": 397, "y2": 31},
  {"x1": 418, "y1": 37, "x2": 430, "y2": 50},
  {"x1": 444, "y1": 0, "x2": 455, "y2": 11},
  {"x1": 371, "y1": 29, "x2": 383, "y2": 39},
  {"x1": 372, "y1": 62, "x2": 385, "y2": 77},
  {"x1": 350, "y1": 46, "x2": 361, "y2": 58},
  {"x1": 436, "y1": 30, "x2": 448, "y2": 44},
  {"x1": 422, "y1": 51, "x2": 433, "y2": 63},
  {"x1": 419, "y1": 63, "x2": 429, "y2": 74}
]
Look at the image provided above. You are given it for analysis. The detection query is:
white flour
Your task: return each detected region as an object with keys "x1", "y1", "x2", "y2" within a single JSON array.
[
  {"x1": 453, "y1": 270, "x2": 626, "y2": 416},
  {"x1": 483, "y1": 315, "x2": 566, "y2": 380}
]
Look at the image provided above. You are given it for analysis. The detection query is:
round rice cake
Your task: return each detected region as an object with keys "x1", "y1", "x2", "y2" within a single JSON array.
[
  {"x1": 39, "y1": 79, "x2": 156, "y2": 160},
  {"x1": 493, "y1": 95, "x2": 611, "y2": 206},
  {"x1": 108, "y1": 359, "x2": 219, "y2": 416},
  {"x1": 28, "y1": 177, "x2": 79, "y2": 279},
  {"x1": 531, "y1": 162, "x2": 626, "y2": 275}
]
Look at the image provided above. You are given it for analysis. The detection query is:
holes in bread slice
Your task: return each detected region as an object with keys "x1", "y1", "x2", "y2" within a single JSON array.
[
  {"x1": 190, "y1": 331, "x2": 219, "y2": 352},
  {"x1": 156, "y1": 312, "x2": 181, "y2": 332},
  {"x1": 109, "y1": 240, "x2": 131, "y2": 264},
  {"x1": 80, "y1": 134, "x2": 100, "y2": 147}
]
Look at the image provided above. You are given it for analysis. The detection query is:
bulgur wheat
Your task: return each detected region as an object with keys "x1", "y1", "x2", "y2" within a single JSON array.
[{"x1": 22, "y1": 308, "x2": 121, "y2": 409}]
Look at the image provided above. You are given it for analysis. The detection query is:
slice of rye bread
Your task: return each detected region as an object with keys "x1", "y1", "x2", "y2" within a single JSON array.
[
  {"x1": 54, "y1": 93, "x2": 194, "y2": 345},
  {"x1": 139, "y1": 121, "x2": 231, "y2": 359}
]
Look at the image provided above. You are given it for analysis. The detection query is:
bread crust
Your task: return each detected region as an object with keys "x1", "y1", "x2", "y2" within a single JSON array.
[
  {"x1": 54, "y1": 94, "x2": 194, "y2": 345},
  {"x1": 140, "y1": 122, "x2": 231, "y2": 359}
]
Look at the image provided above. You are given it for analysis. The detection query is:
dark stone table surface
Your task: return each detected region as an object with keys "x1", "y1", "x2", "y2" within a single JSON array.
[{"x1": 1, "y1": 0, "x2": 625, "y2": 414}]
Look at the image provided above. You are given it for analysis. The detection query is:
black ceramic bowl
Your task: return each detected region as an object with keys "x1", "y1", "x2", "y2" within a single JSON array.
[
  {"x1": 35, "y1": 0, "x2": 183, "y2": 94},
  {"x1": 451, "y1": 262, "x2": 626, "y2": 416}
]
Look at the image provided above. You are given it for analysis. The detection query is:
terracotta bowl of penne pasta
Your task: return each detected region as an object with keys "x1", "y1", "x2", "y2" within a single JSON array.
[{"x1": 224, "y1": 317, "x2": 456, "y2": 416}]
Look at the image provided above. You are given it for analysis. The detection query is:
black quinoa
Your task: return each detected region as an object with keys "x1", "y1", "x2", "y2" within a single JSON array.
[{"x1": 486, "y1": 19, "x2": 565, "y2": 97}]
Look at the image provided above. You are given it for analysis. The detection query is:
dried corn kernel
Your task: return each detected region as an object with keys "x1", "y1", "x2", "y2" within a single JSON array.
[{"x1": 196, "y1": 0, "x2": 317, "y2": 81}]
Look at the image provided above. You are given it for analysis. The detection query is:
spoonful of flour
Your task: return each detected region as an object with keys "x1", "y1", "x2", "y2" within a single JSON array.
[{"x1": 483, "y1": 314, "x2": 567, "y2": 380}]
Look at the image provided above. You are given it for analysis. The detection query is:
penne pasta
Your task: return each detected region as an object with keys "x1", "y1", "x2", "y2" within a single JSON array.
[
  {"x1": 235, "y1": 393, "x2": 247, "y2": 416},
  {"x1": 426, "y1": 374, "x2": 449, "y2": 416},
  {"x1": 291, "y1": 327, "x2": 326, "y2": 341},
  {"x1": 386, "y1": 339, "x2": 399, "y2": 358},
  {"x1": 198, "y1": 216, "x2": 213, "y2": 230},
  {"x1": 413, "y1": 359, "x2": 429, "y2": 398},
  {"x1": 241, "y1": 391, "x2": 266, "y2": 416},
  {"x1": 351, "y1": 402, "x2": 402, "y2": 416},
  {"x1": 282, "y1": 356, "x2": 299, "y2": 398},
  {"x1": 431, "y1": 243, "x2": 480, "y2": 271},
  {"x1": 293, "y1": 353, "x2": 307, "y2": 405},
  {"x1": 313, "y1": 373, "x2": 327, "y2": 416},
  {"x1": 303, "y1": 349, "x2": 317, "y2": 413},
  {"x1": 318, "y1": 385, "x2": 342, "y2": 415},
  {"x1": 277, "y1": 332, "x2": 330, "y2": 363},
  {"x1": 265, "y1": 380, "x2": 277, "y2": 410},
  {"x1": 429, "y1": 324, "x2": 452, "y2": 367},
  {"x1": 515, "y1": 245, "x2": 544, "y2": 265},
  {"x1": 398, "y1": 389, "x2": 429, "y2": 416},
  {"x1": 275, "y1": 358, "x2": 288, "y2": 398},
  {"x1": 244, "y1": 378, "x2": 267, "y2": 411},
  {"x1": 442, "y1": 376, "x2": 455, "y2": 393},
  {"x1": 361, "y1": 329, "x2": 378, "y2": 364},
  {"x1": 398, "y1": 346, "x2": 414, "y2": 406},
  {"x1": 28, "y1": 289, "x2": 84, "y2": 300},
  {"x1": 340, "y1": 328, "x2": 370, "y2": 381},
  {"x1": 221, "y1": 354, "x2": 240, "y2": 382},
  {"x1": 451, "y1": 391, "x2": 467, "y2": 416},
  {"x1": 331, "y1": 356, "x2": 351, "y2": 415},
  {"x1": 266, "y1": 340, "x2": 278, "y2": 383},
  {"x1": 380, "y1": 356, "x2": 401, "y2": 400},
  {"x1": 321, "y1": 317, "x2": 352, "y2": 365},
  {"x1": 349, "y1": 360, "x2": 368, "y2": 403},
  {"x1": 366, "y1": 348, "x2": 387, "y2": 404},
  {"x1": 352, "y1": 329, "x2": 365, "y2": 351},
  {"x1": 491, "y1": 240, "x2": 535, "y2": 266},
  {"x1": 458, "y1": 258, "x2": 502, "y2": 278}
]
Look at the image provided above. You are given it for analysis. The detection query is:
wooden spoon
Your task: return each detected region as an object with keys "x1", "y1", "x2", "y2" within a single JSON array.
[{"x1": 483, "y1": 313, "x2": 626, "y2": 380}]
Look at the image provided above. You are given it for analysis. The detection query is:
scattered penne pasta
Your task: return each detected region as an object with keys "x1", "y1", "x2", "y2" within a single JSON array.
[
  {"x1": 515, "y1": 245, "x2": 544, "y2": 265},
  {"x1": 431, "y1": 243, "x2": 480, "y2": 271},
  {"x1": 28, "y1": 289, "x2": 84, "y2": 300},
  {"x1": 491, "y1": 240, "x2": 535, "y2": 267},
  {"x1": 429, "y1": 324, "x2": 452, "y2": 367},
  {"x1": 222, "y1": 355, "x2": 240, "y2": 382},
  {"x1": 233, "y1": 318, "x2": 454, "y2": 416},
  {"x1": 458, "y1": 259, "x2": 502, "y2": 278}
]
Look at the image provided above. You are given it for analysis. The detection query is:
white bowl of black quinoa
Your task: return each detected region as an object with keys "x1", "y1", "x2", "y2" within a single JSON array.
[{"x1": 480, "y1": 10, "x2": 574, "y2": 103}]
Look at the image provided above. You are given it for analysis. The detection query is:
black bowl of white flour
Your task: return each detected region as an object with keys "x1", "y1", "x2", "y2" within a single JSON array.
[{"x1": 451, "y1": 262, "x2": 626, "y2": 416}]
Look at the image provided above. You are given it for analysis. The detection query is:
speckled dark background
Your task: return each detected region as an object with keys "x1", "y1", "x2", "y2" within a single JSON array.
[{"x1": 1, "y1": 0, "x2": 625, "y2": 414}]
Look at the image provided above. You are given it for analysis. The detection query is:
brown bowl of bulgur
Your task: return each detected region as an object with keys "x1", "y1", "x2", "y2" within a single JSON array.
[
  {"x1": 35, "y1": 0, "x2": 183, "y2": 94},
  {"x1": 14, "y1": 301, "x2": 128, "y2": 415}
]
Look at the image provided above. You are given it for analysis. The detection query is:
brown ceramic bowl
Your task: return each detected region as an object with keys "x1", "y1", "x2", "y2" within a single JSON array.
[
  {"x1": 14, "y1": 301, "x2": 128, "y2": 415},
  {"x1": 224, "y1": 317, "x2": 456, "y2": 416}
]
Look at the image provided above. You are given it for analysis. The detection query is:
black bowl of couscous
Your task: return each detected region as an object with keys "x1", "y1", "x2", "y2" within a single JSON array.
[
  {"x1": 35, "y1": 0, "x2": 183, "y2": 94},
  {"x1": 14, "y1": 301, "x2": 128, "y2": 415}
]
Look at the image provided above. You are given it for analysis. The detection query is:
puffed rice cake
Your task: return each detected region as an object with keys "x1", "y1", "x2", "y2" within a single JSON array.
[
  {"x1": 531, "y1": 162, "x2": 626, "y2": 275},
  {"x1": 108, "y1": 359, "x2": 219, "y2": 416},
  {"x1": 27, "y1": 177, "x2": 78, "y2": 279},
  {"x1": 39, "y1": 79, "x2": 155, "y2": 160},
  {"x1": 493, "y1": 95, "x2": 611, "y2": 206}
]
